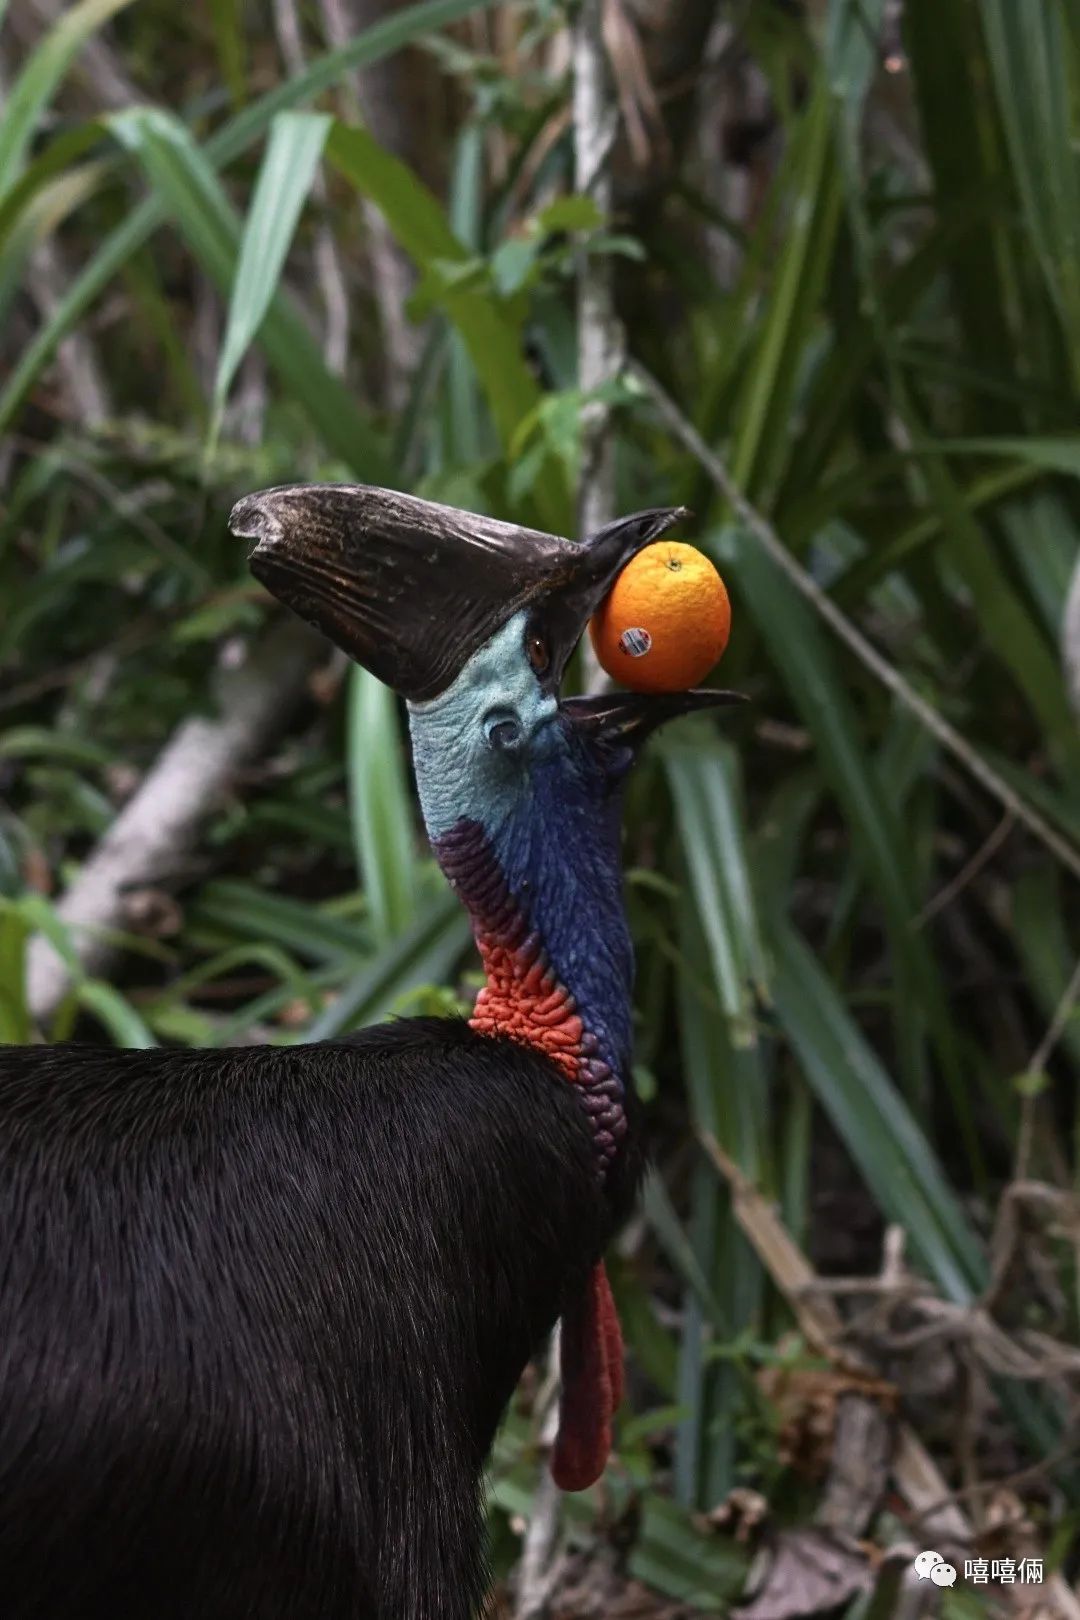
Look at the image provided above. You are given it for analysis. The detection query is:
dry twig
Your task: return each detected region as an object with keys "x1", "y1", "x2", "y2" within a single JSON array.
[
  {"x1": 575, "y1": 0, "x2": 624, "y2": 544},
  {"x1": 318, "y1": 0, "x2": 424, "y2": 410}
]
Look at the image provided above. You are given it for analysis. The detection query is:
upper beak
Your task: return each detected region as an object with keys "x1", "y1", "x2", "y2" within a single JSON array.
[{"x1": 230, "y1": 483, "x2": 691, "y2": 702}]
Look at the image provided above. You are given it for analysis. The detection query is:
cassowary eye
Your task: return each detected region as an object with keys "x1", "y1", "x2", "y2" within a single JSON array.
[
  {"x1": 483, "y1": 709, "x2": 524, "y2": 751},
  {"x1": 526, "y1": 629, "x2": 550, "y2": 675}
]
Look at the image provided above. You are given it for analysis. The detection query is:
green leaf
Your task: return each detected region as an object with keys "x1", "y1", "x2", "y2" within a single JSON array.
[
  {"x1": 904, "y1": 0, "x2": 1018, "y2": 418},
  {"x1": 208, "y1": 0, "x2": 247, "y2": 110},
  {"x1": 0, "y1": 163, "x2": 108, "y2": 334},
  {"x1": 824, "y1": 0, "x2": 887, "y2": 128},
  {"x1": 535, "y1": 193, "x2": 605, "y2": 234},
  {"x1": 445, "y1": 125, "x2": 485, "y2": 465},
  {"x1": 642, "y1": 1171, "x2": 729, "y2": 1330},
  {"x1": 189, "y1": 882, "x2": 368, "y2": 964},
  {"x1": 325, "y1": 121, "x2": 570, "y2": 532},
  {"x1": 305, "y1": 888, "x2": 471, "y2": 1040},
  {"x1": 0, "y1": 727, "x2": 113, "y2": 767},
  {"x1": 109, "y1": 107, "x2": 388, "y2": 478},
  {"x1": 0, "y1": 903, "x2": 31, "y2": 1045},
  {"x1": 212, "y1": 112, "x2": 331, "y2": 434},
  {"x1": 921, "y1": 450, "x2": 1080, "y2": 775},
  {"x1": 0, "y1": 0, "x2": 492, "y2": 438},
  {"x1": 770, "y1": 920, "x2": 985, "y2": 1301},
  {"x1": 76, "y1": 980, "x2": 157, "y2": 1048},
  {"x1": 0, "y1": 123, "x2": 110, "y2": 254},
  {"x1": 1012, "y1": 866, "x2": 1080, "y2": 1071},
  {"x1": 980, "y1": 0, "x2": 1080, "y2": 373},
  {"x1": 929, "y1": 435, "x2": 1080, "y2": 479},
  {"x1": 628, "y1": 1494, "x2": 749, "y2": 1606},
  {"x1": 664, "y1": 735, "x2": 771, "y2": 1018},
  {"x1": 772, "y1": 921, "x2": 1063, "y2": 1462},
  {"x1": 16, "y1": 893, "x2": 82, "y2": 977},
  {"x1": 729, "y1": 78, "x2": 842, "y2": 500},
  {"x1": 347, "y1": 670, "x2": 417, "y2": 945},
  {"x1": 172, "y1": 596, "x2": 262, "y2": 643},
  {"x1": 1012, "y1": 1069, "x2": 1050, "y2": 1099},
  {"x1": 145, "y1": 943, "x2": 316, "y2": 1019},
  {"x1": 490, "y1": 236, "x2": 540, "y2": 297},
  {"x1": 721, "y1": 528, "x2": 920, "y2": 934},
  {"x1": 723, "y1": 526, "x2": 984, "y2": 1151},
  {"x1": 0, "y1": 0, "x2": 136, "y2": 200}
]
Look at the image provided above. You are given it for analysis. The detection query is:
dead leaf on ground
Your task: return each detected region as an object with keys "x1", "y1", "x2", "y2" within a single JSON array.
[
  {"x1": 732, "y1": 1528, "x2": 872, "y2": 1620},
  {"x1": 757, "y1": 1364, "x2": 897, "y2": 1482},
  {"x1": 491, "y1": 1548, "x2": 700, "y2": 1620}
]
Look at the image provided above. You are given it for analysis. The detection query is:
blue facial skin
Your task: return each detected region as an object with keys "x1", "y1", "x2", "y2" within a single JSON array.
[{"x1": 408, "y1": 613, "x2": 635, "y2": 1086}]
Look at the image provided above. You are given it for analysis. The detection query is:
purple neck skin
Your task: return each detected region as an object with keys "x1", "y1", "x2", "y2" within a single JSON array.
[{"x1": 434, "y1": 818, "x2": 628, "y2": 1178}]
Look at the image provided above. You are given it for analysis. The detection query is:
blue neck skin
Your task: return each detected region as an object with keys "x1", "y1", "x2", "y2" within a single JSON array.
[{"x1": 407, "y1": 615, "x2": 635, "y2": 1088}]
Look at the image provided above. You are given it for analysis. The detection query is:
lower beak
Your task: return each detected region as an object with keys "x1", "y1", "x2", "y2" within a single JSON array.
[{"x1": 561, "y1": 688, "x2": 747, "y2": 749}]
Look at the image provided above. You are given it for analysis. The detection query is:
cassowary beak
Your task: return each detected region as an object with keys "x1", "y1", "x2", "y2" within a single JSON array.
[
  {"x1": 560, "y1": 687, "x2": 747, "y2": 750},
  {"x1": 229, "y1": 483, "x2": 715, "y2": 702}
]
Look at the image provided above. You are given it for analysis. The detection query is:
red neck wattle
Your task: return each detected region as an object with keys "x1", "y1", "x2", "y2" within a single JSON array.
[
  {"x1": 549, "y1": 1259, "x2": 624, "y2": 1492},
  {"x1": 467, "y1": 926, "x2": 624, "y2": 1494}
]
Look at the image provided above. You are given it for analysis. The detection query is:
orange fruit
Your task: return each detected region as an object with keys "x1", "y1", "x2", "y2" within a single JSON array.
[{"x1": 589, "y1": 541, "x2": 731, "y2": 693}]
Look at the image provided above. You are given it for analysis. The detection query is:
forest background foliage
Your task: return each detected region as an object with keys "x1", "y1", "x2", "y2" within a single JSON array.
[{"x1": 2, "y1": 0, "x2": 1080, "y2": 1614}]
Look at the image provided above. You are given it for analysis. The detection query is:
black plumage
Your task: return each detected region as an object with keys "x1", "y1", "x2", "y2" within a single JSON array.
[{"x1": 0, "y1": 1018, "x2": 634, "y2": 1619}]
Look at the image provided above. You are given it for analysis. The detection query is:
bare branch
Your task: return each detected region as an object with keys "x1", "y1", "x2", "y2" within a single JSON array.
[
  {"x1": 317, "y1": 0, "x2": 426, "y2": 409},
  {"x1": 575, "y1": 0, "x2": 623, "y2": 544},
  {"x1": 27, "y1": 621, "x2": 324, "y2": 1025},
  {"x1": 28, "y1": 236, "x2": 112, "y2": 425},
  {"x1": 515, "y1": 1335, "x2": 565, "y2": 1620}
]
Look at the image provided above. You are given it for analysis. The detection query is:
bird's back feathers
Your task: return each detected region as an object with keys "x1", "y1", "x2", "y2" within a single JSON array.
[{"x1": 0, "y1": 1019, "x2": 611, "y2": 1620}]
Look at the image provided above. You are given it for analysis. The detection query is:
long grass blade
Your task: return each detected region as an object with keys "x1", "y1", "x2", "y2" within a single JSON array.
[
  {"x1": 212, "y1": 111, "x2": 331, "y2": 436},
  {"x1": 771, "y1": 920, "x2": 985, "y2": 1300},
  {"x1": 0, "y1": 0, "x2": 490, "y2": 437},
  {"x1": 0, "y1": 0, "x2": 135, "y2": 198},
  {"x1": 325, "y1": 121, "x2": 572, "y2": 531},
  {"x1": 109, "y1": 107, "x2": 388, "y2": 477},
  {"x1": 305, "y1": 888, "x2": 469, "y2": 1040},
  {"x1": 729, "y1": 78, "x2": 841, "y2": 500},
  {"x1": 347, "y1": 671, "x2": 418, "y2": 946},
  {"x1": 0, "y1": 904, "x2": 31, "y2": 1045},
  {"x1": 979, "y1": 0, "x2": 1080, "y2": 374}
]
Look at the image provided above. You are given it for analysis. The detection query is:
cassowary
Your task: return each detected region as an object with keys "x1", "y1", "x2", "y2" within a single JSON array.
[{"x1": 0, "y1": 486, "x2": 739, "y2": 1619}]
